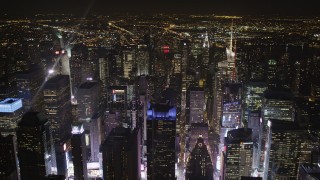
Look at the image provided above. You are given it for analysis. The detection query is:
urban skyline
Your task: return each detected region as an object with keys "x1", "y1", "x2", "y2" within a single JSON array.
[{"x1": 0, "y1": 3, "x2": 320, "y2": 180}]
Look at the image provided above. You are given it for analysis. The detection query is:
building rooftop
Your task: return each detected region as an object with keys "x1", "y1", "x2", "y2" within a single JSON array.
[
  {"x1": 226, "y1": 128, "x2": 252, "y2": 144},
  {"x1": 18, "y1": 111, "x2": 47, "y2": 127},
  {"x1": 0, "y1": 98, "x2": 23, "y2": 113}
]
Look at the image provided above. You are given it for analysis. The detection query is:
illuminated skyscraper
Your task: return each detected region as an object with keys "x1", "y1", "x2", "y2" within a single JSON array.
[
  {"x1": 262, "y1": 91, "x2": 294, "y2": 127},
  {"x1": 0, "y1": 133, "x2": 18, "y2": 180},
  {"x1": 189, "y1": 87, "x2": 205, "y2": 124},
  {"x1": 43, "y1": 75, "x2": 72, "y2": 143},
  {"x1": 90, "y1": 112, "x2": 105, "y2": 162},
  {"x1": 186, "y1": 136, "x2": 213, "y2": 180},
  {"x1": 267, "y1": 59, "x2": 277, "y2": 90},
  {"x1": 17, "y1": 112, "x2": 56, "y2": 179},
  {"x1": 147, "y1": 102, "x2": 176, "y2": 180},
  {"x1": 16, "y1": 66, "x2": 45, "y2": 111},
  {"x1": 137, "y1": 44, "x2": 149, "y2": 76},
  {"x1": 225, "y1": 128, "x2": 253, "y2": 179},
  {"x1": 77, "y1": 81, "x2": 100, "y2": 122},
  {"x1": 123, "y1": 45, "x2": 136, "y2": 79},
  {"x1": 202, "y1": 32, "x2": 210, "y2": 67},
  {"x1": 71, "y1": 124, "x2": 88, "y2": 180},
  {"x1": 265, "y1": 120, "x2": 320, "y2": 179},
  {"x1": 101, "y1": 126, "x2": 140, "y2": 180},
  {"x1": 0, "y1": 98, "x2": 23, "y2": 135}
]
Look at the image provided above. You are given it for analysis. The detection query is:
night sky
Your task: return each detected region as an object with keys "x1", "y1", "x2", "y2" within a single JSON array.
[{"x1": 1, "y1": 0, "x2": 320, "y2": 17}]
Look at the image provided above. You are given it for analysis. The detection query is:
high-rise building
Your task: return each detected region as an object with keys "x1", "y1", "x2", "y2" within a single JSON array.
[
  {"x1": 17, "y1": 112, "x2": 56, "y2": 179},
  {"x1": 147, "y1": 102, "x2": 176, "y2": 180},
  {"x1": 265, "y1": 120, "x2": 320, "y2": 179},
  {"x1": 202, "y1": 32, "x2": 210, "y2": 67},
  {"x1": 16, "y1": 66, "x2": 45, "y2": 111},
  {"x1": 43, "y1": 75, "x2": 72, "y2": 143},
  {"x1": 189, "y1": 87, "x2": 205, "y2": 124},
  {"x1": 71, "y1": 124, "x2": 88, "y2": 180},
  {"x1": 77, "y1": 81, "x2": 100, "y2": 122},
  {"x1": 90, "y1": 112, "x2": 105, "y2": 162},
  {"x1": 244, "y1": 82, "x2": 267, "y2": 113},
  {"x1": 186, "y1": 136, "x2": 213, "y2": 180},
  {"x1": 122, "y1": 45, "x2": 136, "y2": 79},
  {"x1": 262, "y1": 91, "x2": 294, "y2": 127},
  {"x1": 101, "y1": 126, "x2": 141, "y2": 180},
  {"x1": 0, "y1": 51, "x2": 17, "y2": 100},
  {"x1": 0, "y1": 98, "x2": 23, "y2": 135},
  {"x1": 70, "y1": 44, "x2": 88, "y2": 88},
  {"x1": 267, "y1": 59, "x2": 277, "y2": 90},
  {"x1": 298, "y1": 164, "x2": 320, "y2": 180},
  {"x1": 225, "y1": 128, "x2": 253, "y2": 179},
  {"x1": 0, "y1": 133, "x2": 18, "y2": 180},
  {"x1": 136, "y1": 44, "x2": 149, "y2": 76}
]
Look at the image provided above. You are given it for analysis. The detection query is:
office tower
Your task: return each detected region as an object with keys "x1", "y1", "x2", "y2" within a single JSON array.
[
  {"x1": 137, "y1": 44, "x2": 149, "y2": 76},
  {"x1": 0, "y1": 51, "x2": 17, "y2": 99},
  {"x1": 43, "y1": 75, "x2": 72, "y2": 143},
  {"x1": 225, "y1": 128, "x2": 253, "y2": 179},
  {"x1": 70, "y1": 44, "x2": 88, "y2": 88},
  {"x1": 292, "y1": 61, "x2": 301, "y2": 96},
  {"x1": 108, "y1": 86, "x2": 127, "y2": 125},
  {"x1": 181, "y1": 40, "x2": 190, "y2": 79},
  {"x1": 226, "y1": 27, "x2": 236, "y2": 82},
  {"x1": 265, "y1": 120, "x2": 320, "y2": 179},
  {"x1": 16, "y1": 66, "x2": 45, "y2": 111},
  {"x1": 17, "y1": 112, "x2": 56, "y2": 179},
  {"x1": 262, "y1": 90, "x2": 294, "y2": 127},
  {"x1": 123, "y1": 45, "x2": 136, "y2": 79},
  {"x1": 188, "y1": 123, "x2": 209, "y2": 155},
  {"x1": 298, "y1": 164, "x2": 320, "y2": 180},
  {"x1": 202, "y1": 32, "x2": 210, "y2": 67},
  {"x1": 90, "y1": 112, "x2": 105, "y2": 162},
  {"x1": 186, "y1": 136, "x2": 213, "y2": 180},
  {"x1": 147, "y1": 102, "x2": 176, "y2": 180},
  {"x1": 0, "y1": 98, "x2": 23, "y2": 135},
  {"x1": 267, "y1": 59, "x2": 277, "y2": 90},
  {"x1": 77, "y1": 81, "x2": 100, "y2": 122},
  {"x1": 244, "y1": 82, "x2": 267, "y2": 112},
  {"x1": 189, "y1": 87, "x2": 205, "y2": 124},
  {"x1": 172, "y1": 53, "x2": 182, "y2": 74},
  {"x1": 247, "y1": 111, "x2": 262, "y2": 170},
  {"x1": 221, "y1": 83, "x2": 242, "y2": 142},
  {"x1": 71, "y1": 124, "x2": 88, "y2": 180},
  {"x1": 83, "y1": 48, "x2": 99, "y2": 82},
  {"x1": 0, "y1": 133, "x2": 18, "y2": 180},
  {"x1": 101, "y1": 126, "x2": 140, "y2": 180},
  {"x1": 99, "y1": 56, "x2": 107, "y2": 103}
]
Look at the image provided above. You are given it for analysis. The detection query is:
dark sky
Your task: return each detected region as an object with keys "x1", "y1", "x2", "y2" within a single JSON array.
[{"x1": 2, "y1": 0, "x2": 320, "y2": 17}]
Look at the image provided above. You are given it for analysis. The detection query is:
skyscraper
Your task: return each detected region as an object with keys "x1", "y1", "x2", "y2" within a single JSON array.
[
  {"x1": 0, "y1": 133, "x2": 18, "y2": 180},
  {"x1": 16, "y1": 66, "x2": 45, "y2": 112},
  {"x1": 17, "y1": 111, "x2": 56, "y2": 179},
  {"x1": 77, "y1": 81, "x2": 100, "y2": 122},
  {"x1": 43, "y1": 75, "x2": 72, "y2": 143},
  {"x1": 147, "y1": 102, "x2": 176, "y2": 180},
  {"x1": 101, "y1": 126, "x2": 140, "y2": 180},
  {"x1": 265, "y1": 120, "x2": 320, "y2": 179},
  {"x1": 0, "y1": 98, "x2": 23, "y2": 135},
  {"x1": 225, "y1": 128, "x2": 253, "y2": 179},
  {"x1": 189, "y1": 87, "x2": 205, "y2": 124},
  {"x1": 71, "y1": 124, "x2": 88, "y2": 180},
  {"x1": 186, "y1": 136, "x2": 213, "y2": 180}
]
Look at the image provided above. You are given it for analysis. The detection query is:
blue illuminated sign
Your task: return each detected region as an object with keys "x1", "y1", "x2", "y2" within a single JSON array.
[
  {"x1": 147, "y1": 104, "x2": 176, "y2": 120},
  {"x1": 0, "y1": 98, "x2": 23, "y2": 113}
]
